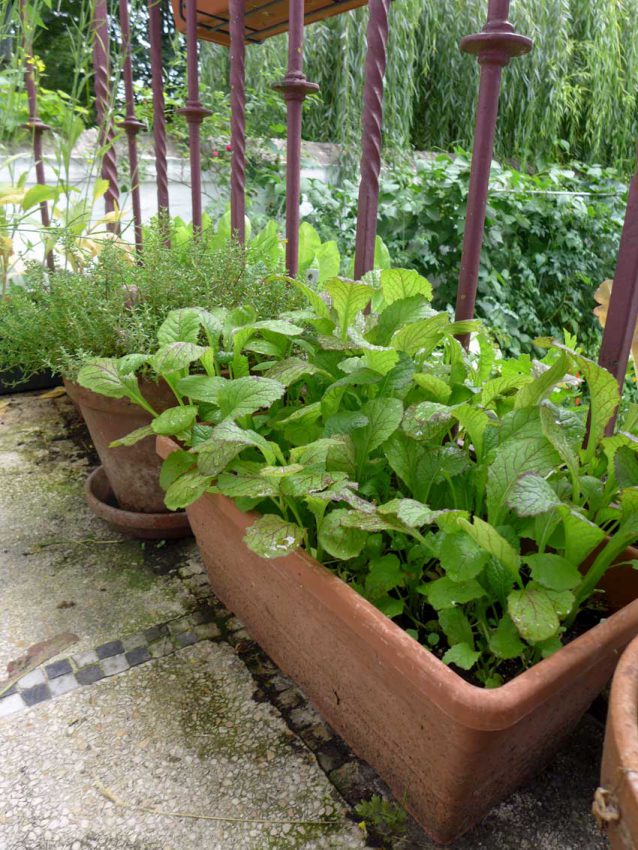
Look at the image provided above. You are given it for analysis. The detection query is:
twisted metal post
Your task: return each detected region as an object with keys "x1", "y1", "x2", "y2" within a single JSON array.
[
  {"x1": 598, "y1": 145, "x2": 638, "y2": 430},
  {"x1": 91, "y1": 0, "x2": 120, "y2": 232},
  {"x1": 274, "y1": 0, "x2": 319, "y2": 276},
  {"x1": 229, "y1": 0, "x2": 246, "y2": 242},
  {"x1": 353, "y1": 0, "x2": 390, "y2": 282},
  {"x1": 453, "y1": 0, "x2": 531, "y2": 348},
  {"x1": 148, "y1": 0, "x2": 171, "y2": 242},
  {"x1": 118, "y1": 0, "x2": 145, "y2": 254},
  {"x1": 19, "y1": 0, "x2": 54, "y2": 270},
  {"x1": 178, "y1": 0, "x2": 211, "y2": 233}
]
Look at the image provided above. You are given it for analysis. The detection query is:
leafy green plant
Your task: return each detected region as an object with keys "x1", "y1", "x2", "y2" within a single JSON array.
[
  {"x1": 78, "y1": 270, "x2": 638, "y2": 687},
  {"x1": 355, "y1": 795, "x2": 408, "y2": 839},
  {"x1": 0, "y1": 220, "x2": 300, "y2": 380}
]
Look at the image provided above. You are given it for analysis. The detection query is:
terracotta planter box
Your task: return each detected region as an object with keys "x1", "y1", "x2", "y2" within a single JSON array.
[
  {"x1": 157, "y1": 435, "x2": 638, "y2": 843},
  {"x1": 600, "y1": 633, "x2": 638, "y2": 849}
]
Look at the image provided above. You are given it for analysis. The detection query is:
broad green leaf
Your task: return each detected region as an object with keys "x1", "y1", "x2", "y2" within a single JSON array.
[
  {"x1": 109, "y1": 424, "x2": 154, "y2": 448},
  {"x1": 149, "y1": 342, "x2": 206, "y2": 375},
  {"x1": 391, "y1": 313, "x2": 450, "y2": 357},
  {"x1": 217, "y1": 376, "x2": 286, "y2": 420},
  {"x1": 507, "y1": 473, "x2": 562, "y2": 516},
  {"x1": 541, "y1": 586, "x2": 575, "y2": 617},
  {"x1": 402, "y1": 401, "x2": 454, "y2": 442},
  {"x1": 560, "y1": 507, "x2": 606, "y2": 565},
  {"x1": 280, "y1": 467, "x2": 346, "y2": 498},
  {"x1": 372, "y1": 295, "x2": 434, "y2": 345},
  {"x1": 413, "y1": 373, "x2": 452, "y2": 403},
  {"x1": 414, "y1": 446, "x2": 470, "y2": 501},
  {"x1": 378, "y1": 498, "x2": 435, "y2": 528},
  {"x1": 351, "y1": 397, "x2": 403, "y2": 457},
  {"x1": 298, "y1": 222, "x2": 322, "y2": 271},
  {"x1": 117, "y1": 353, "x2": 148, "y2": 375},
  {"x1": 176, "y1": 375, "x2": 226, "y2": 403},
  {"x1": 458, "y1": 517, "x2": 520, "y2": 580},
  {"x1": 487, "y1": 435, "x2": 559, "y2": 525},
  {"x1": 157, "y1": 308, "x2": 202, "y2": 345},
  {"x1": 324, "y1": 411, "x2": 369, "y2": 437},
  {"x1": 364, "y1": 555, "x2": 404, "y2": 599},
  {"x1": 291, "y1": 278, "x2": 332, "y2": 319},
  {"x1": 216, "y1": 466, "x2": 279, "y2": 498},
  {"x1": 363, "y1": 348, "x2": 399, "y2": 375},
  {"x1": 551, "y1": 343, "x2": 620, "y2": 461},
  {"x1": 421, "y1": 576, "x2": 486, "y2": 610},
  {"x1": 340, "y1": 509, "x2": 411, "y2": 535},
  {"x1": 514, "y1": 352, "x2": 570, "y2": 409},
  {"x1": 264, "y1": 357, "x2": 324, "y2": 386},
  {"x1": 524, "y1": 553, "x2": 582, "y2": 591},
  {"x1": 540, "y1": 401, "x2": 580, "y2": 485},
  {"x1": 290, "y1": 436, "x2": 355, "y2": 474},
  {"x1": 244, "y1": 514, "x2": 304, "y2": 559},
  {"x1": 439, "y1": 532, "x2": 489, "y2": 581},
  {"x1": 380, "y1": 268, "x2": 433, "y2": 305},
  {"x1": 313, "y1": 240, "x2": 341, "y2": 284},
  {"x1": 489, "y1": 615, "x2": 525, "y2": 660},
  {"x1": 160, "y1": 449, "x2": 195, "y2": 490},
  {"x1": 318, "y1": 509, "x2": 367, "y2": 559},
  {"x1": 442, "y1": 643, "x2": 480, "y2": 671},
  {"x1": 21, "y1": 183, "x2": 58, "y2": 211},
  {"x1": 325, "y1": 277, "x2": 373, "y2": 338},
  {"x1": 451, "y1": 403, "x2": 491, "y2": 459},
  {"x1": 164, "y1": 469, "x2": 212, "y2": 510},
  {"x1": 384, "y1": 431, "x2": 423, "y2": 493},
  {"x1": 276, "y1": 401, "x2": 323, "y2": 427},
  {"x1": 508, "y1": 588, "x2": 560, "y2": 643},
  {"x1": 375, "y1": 596, "x2": 404, "y2": 618},
  {"x1": 616, "y1": 447, "x2": 638, "y2": 489},
  {"x1": 151, "y1": 405, "x2": 198, "y2": 436},
  {"x1": 481, "y1": 374, "x2": 532, "y2": 407},
  {"x1": 484, "y1": 557, "x2": 513, "y2": 606},
  {"x1": 196, "y1": 420, "x2": 278, "y2": 472},
  {"x1": 77, "y1": 358, "x2": 138, "y2": 400},
  {"x1": 439, "y1": 608, "x2": 474, "y2": 648}
]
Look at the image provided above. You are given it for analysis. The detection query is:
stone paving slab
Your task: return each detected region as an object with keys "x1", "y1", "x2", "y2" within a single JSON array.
[{"x1": 0, "y1": 641, "x2": 365, "y2": 850}]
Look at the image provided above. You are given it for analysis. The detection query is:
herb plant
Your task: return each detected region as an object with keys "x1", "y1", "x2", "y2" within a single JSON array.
[{"x1": 78, "y1": 270, "x2": 638, "y2": 687}]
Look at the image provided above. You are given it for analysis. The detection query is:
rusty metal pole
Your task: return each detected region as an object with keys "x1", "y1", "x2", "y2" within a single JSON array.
[
  {"x1": 274, "y1": 0, "x2": 318, "y2": 276},
  {"x1": 148, "y1": 0, "x2": 170, "y2": 240},
  {"x1": 353, "y1": 0, "x2": 390, "y2": 282},
  {"x1": 454, "y1": 0, "x2": 531, "y2": 348},
  {"x1": 598, "y1": 147, "x2": 638, "y2": 428},
  {"x1": 229, "y1": 0, "x2": 246, "y2": 242},
  {"x1": 179, "y1": 0, "x2": 211, "y2": 233},
  {"x1": 19, "y1": 0, "x2": 54, "y2": 271},
  {"x1": 118, "y1": 0, "x2": 145, "y2": 254},
  {"x1": 91, "y1": 0, "x2": 120, "y2": 232}
]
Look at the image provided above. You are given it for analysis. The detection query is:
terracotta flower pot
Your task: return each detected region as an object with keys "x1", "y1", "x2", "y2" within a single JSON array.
[
  {"x1": 599, "y1": 634, "x2": 638, "y2": 849},
  {"x1": 157, "y1": 435, "x2": 638, "y2": 844},
  {"x1": 64, "y1": 380, "x2": 183, "y2": 515}
]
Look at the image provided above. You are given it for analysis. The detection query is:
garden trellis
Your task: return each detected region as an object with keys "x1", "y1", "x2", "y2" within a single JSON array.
[{"x1": 18, "y1": 0, "x2": 638, "y2": 409}]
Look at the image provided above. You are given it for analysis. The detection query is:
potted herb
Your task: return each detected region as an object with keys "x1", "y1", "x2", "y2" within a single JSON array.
[
  {"x1": 0, "y1": 222, "x2": 300, "y2": 536},
  {"x1": 79, "y1": 270, "x2": 638, "y2": 841}
]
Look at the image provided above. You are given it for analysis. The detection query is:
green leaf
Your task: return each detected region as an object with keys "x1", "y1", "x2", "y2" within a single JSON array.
[
  {"x1": 292, "y1": 278, "x2": 332, "y2": 319},
  {"x1": 391, "y1": 313, "x2": 450, "y2": 357},
  {"x1": 196, "y1": 420, "x2": 278, "y2": 473},
  {"x1": 524, "y1": 553, "x2": 582, "y2": 591},
  {"x1": 540, "y1": 401, "x2": 580, "y2": 485},
  {"x1": 314, "y1": 240, "x2": 341, "y2": 284},
  {"x1": 244, "y1": 514, "x2": 304, "y2": 559},
  {"x1": 324, "y1": 411, "x2": 369, "y2": 437},
  {"x1": 560, "y1": 507, "x2": 606, "y2": 565},
  {"x1": 458, "y1": 517, "x2": 520, "y2": 580},
  {"x1": 164, "y1": 469, "x2": 212, "y2": 510},
  {"x1": 489, "y1": 615, "x2": 525, "y2": 660},
  {"x1": 159, "y1": 449, "x2": 195, "y2": 490},
  {"x1": 325, "y1": 277, "x2": 373, "y2": 337},
  {"x1": 264, "y1": 357, "x2": 324, "y2": 386},
  {"x1": 151, "y1": 405, "x2": 198, "y2": 436},
  {"x1": 514, "y1": 352, "x2": 570, "y2": 409},
  {"x1": 481, "y1": 374, "x2": 532, "y2": 407},
  {"x1": 616, "y1": 447, "x2": 638, "y2": 489},
  {"x1": 508, "y1": 587, "x2": 560, "y2": 643},
  {"x1": 77, "y1": 358, "x2": 138, "y2": 401},
  {"x1": 374, "y1": 596, "x2": 404, "y2": 618},
  {"x1": 451, "y1": 403, "x2": 491, "y2": 459},
  {"x1": 109, "y1": 424, "x2": 154, "y2": 448},
  {"x1": 380, "y1": 268, "x2": 432, "y2": 305},
  {"x1": 413, "y1": 373, "x2": 452, "y2": 403},
  {"x1": 402, "y1": 402, "x2": 454, "y2": 442},
  {"x1": 176, "y1": 375, "x2": 225, "y2": 403},
  {"x1": 442, "y1": 643, "x2": 480, "y2": 671},
  {"x1": 351, "y1": 397, "x2": 403, "y2": 458},
  {"x1": 216, "y1": 466, "x2": 279, "y2": 498},
  {"x1": 21, "y1": 183, "x2": 58, "y2": 211},
  {"x1": 378, "y1": 498, "x2": 435, "y2": 527},
  {"x1": 157, "y1": 308, "x2": 202, "y2": 345},
  {"x1": 439, "y1": 608, "x2": 474, "y2": 648},
  {"x1": 383, "y1": 432, "x2": 423, "y2": 493},
  {"x1": 439, "y1": 532, "x2": 489, "y2": 581},
  {"x1": 372, "y1": 295, "x2": 434, "y2": 345},
  {"x1": 507, "y1": 473, "x2": 562, "y2": 516},
  {"x1": 149, "y1": 342, "x2": 206, "y2": 375},
  {"x1": 298, "y1": 222, "x2": 322, "y2": 272},
  {"x1": 318, "y1": 509, "x2": 367, "y2": 559},
  {"x1": 364, "y1": 555, "x2": 404, "y2": 599},
  {"x1": 363, "y1": 348, "x2": 399, "y2": 376},
  {"x1": 487, "y1": 432, "x2": 559, "y2": 525},
  {"x1": 421, "y1": 576, "x2": 486, "y2": 610},
  {"x1": 217, "y1": 376, "x2": 286, "y2": 420},
  {"x1": 117, "y1": 353, "x2": 148, "y2": 375}
]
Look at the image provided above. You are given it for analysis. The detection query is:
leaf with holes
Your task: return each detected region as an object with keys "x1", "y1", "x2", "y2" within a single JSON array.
[{"x1": 244, "y1": 514, "x2": 304, "y2": 559}]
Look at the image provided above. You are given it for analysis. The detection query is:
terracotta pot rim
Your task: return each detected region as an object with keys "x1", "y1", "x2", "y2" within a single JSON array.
[
  {"x1": 156, "y1": 435, "x2": 638, "y2": 730},
  {"x1": 607, "y1": 633, "x2": 638, "y2": 776},
  {"x1": 85, "y1": 465, "x2": 191, "y2": 539}
]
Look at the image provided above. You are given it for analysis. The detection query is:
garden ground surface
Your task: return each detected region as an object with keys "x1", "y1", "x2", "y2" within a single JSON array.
[{"x1": 0, "y1": 390, "x2": 611, "y2": 849}]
